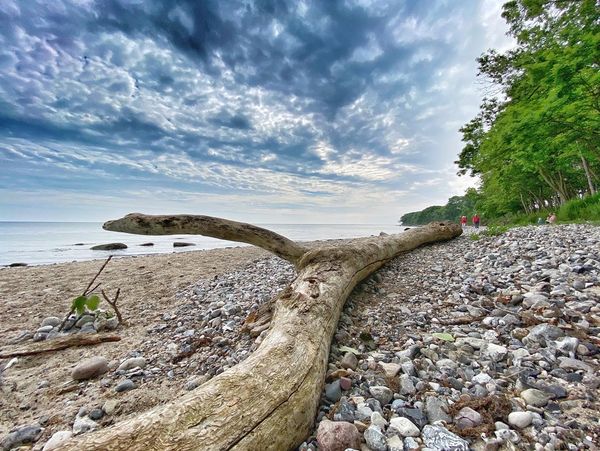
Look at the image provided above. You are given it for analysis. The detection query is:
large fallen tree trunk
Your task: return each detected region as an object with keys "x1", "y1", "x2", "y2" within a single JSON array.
[{"x1": 60, "y1": 214, "x2": 461, "y2": 451}]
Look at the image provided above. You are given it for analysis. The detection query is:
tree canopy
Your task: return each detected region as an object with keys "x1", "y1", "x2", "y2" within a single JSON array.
[{"x1": 456, "y1": 0, "x2": 599, "y2": 218}]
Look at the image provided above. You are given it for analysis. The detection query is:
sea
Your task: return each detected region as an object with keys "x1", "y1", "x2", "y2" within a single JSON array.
[{"x1": 0, "y1": 222, "x2": 405, "y2": 266}]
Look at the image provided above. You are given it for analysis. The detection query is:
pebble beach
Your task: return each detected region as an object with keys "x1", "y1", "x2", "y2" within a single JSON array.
[{"x1": 1, "y1": 224, "x2": 599, "y2": 450}]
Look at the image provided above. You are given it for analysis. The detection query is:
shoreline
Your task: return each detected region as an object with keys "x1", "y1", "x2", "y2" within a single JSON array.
[{"x1": 1, "y1": 224, "x2": 598, "y2": 449}]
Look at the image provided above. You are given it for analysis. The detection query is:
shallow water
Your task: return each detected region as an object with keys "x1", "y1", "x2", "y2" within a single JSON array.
[{"x1": 0, "y1": 222, "x2": 404, "y2": 266}]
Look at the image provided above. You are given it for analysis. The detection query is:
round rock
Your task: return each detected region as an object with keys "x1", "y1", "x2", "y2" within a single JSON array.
[
  {"x1": 508, "y1": 411, "x2": 533, "y2": 429},
  {"x1": 71, "y1": 357, "x2": 109, "y2": 381},
  {"x1": 316, "y1": 419, "x2": 361, "y2": 451}
]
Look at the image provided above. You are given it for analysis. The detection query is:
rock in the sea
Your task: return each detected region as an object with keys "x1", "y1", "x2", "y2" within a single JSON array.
[
  {"x1": 422, "y1": 425, "x2": 469, "y2": 451},
  {"x1": 508, "y1": 411, "x2": 533, "y2": 429},
  {"x1": 1, "y1": 424, "x2": 42, "y2": 450},
  {"x1": 364, "y1": 425, "x2": 387, "y2": 451},
  {"x1": 389, "y1": 416, "x2": 420, "y2": 437},
  {"x1": 71, "y1": 357, "x2": 109, "y2": 380},
  {"x1": 173, "y1": 242, "x2": 195, "y2": 247},
  {"x1": 140, "y1": 242, "x2": 154, "y2": 247},
  {"x1": 316, "y1": 420, "x2": 361, "y2": 451},
  {"x1": 117, "y1": 357, "x2": 147, "y2": 372},
  {"x1": 90, "y1": 243, "x2": 127, "y2": 251},
  {"x1": 115, "y1": 379, "x2": 136, "y2": 392},
  {"x1": 8, "y1": 262, "x2": 28, "y2": 267},
  {"x1": 42, "y1": 431, "x2": 72, "y2": 451}
]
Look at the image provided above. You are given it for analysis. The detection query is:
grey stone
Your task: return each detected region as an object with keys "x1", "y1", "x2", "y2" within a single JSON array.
[
  {"x1": 115, "y1": 379, "x2": 136, "y2": 392},
  {"x1": 483, "y1": 343, "x2": 508, "y2": 361},
  {"x1": 558, "y1": 357, "x2": 593, "y2": 372},
  {"x1": 33, "y1": 332, "x2": 48, "y2": 342},
  {"x1": 508, "y1": 411, "x2": 533, "y2": 429},
  {"x1": 389, "y1": 417, "x2": 420, "y2": 437},
  {"x1": 520, "y1": 388, "x2": 550, "y2": 407},
  {"x1": 185, "y1": 375, "x2": 210, "y2": 391},
  {"x1": 523, "y1": 324, "x2": 564, "y2": 345},
  {"x1": 425, "y1": 396, "x2": 451, "y2": 423},
  {"x1": 72, "y1": 415, "x2": 97, "y2": 435},
  {"x1": 364, "y1": 425, "x2": 387, "y2": 451},
  {"x1": 396, "y1": 408, "x2": 428, "y2": 428},
  {"x1": 355, "y1": 405, "x2": 374, "y2": 421},
  {"x1": 368, "y1": 385, "x2": 393, "y2": 406},
  {"x1": 454, "y1": 407, "x2": 483, "y2": 430},
  {"x1": 333, "y1": 398, "x2": 356, "y2": 422},
  {"x1": 386, "y1": 434, "x2": 404, "y2": 451},
  {"x1": 102, "y1": 400, "x2": 119, "y2": 415},
  {"x1": 403, "y1": 437, "x2": 420, "y2": 450},
  {"x1": 75, "y1": 315, "x2": 95, "y2": 328},
  {"x1": 399, "y1": 374, "x2": 416, "y2": 395},
  {"x1": 41, "y1": 316, "x2": 61, "y2": 328},
  {"x1": 340, "y1": 352, "x2": 358, "y2": 370},
  {"x1": 42, "y1": 431, "x2": 72, "y2": 451},
  {"x1": 1, "y1": 424, "x2": 42, "y2": 450},
  {"x1": 71, "y1": 357, "x2": 109, "y2": 380},
  {"x1": 88, "y1": 408, "x2": 104, "y2": 420},
  {"x1": 79, "y1": 322, "x2": 97, "y2": 334},
  {"x1": 91, "y1": 243, "x2": 127, "y2": 250},
  {"x1": 36, "y1": 325, "x2": 54, "y2": 333},
  {"x1": 117, "y1": 357, "x2": 147, "y2": 372},
  {"x1": 422, "y1": 425, "x2": 469, "y2": 451},
  {"x1": 370, "y1": 411, "x2": 388, "y2": 428}
]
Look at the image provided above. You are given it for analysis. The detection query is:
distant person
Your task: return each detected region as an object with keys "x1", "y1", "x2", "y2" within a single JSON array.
[
  {"x1": 460, "y1": 215, "x2": 467, "y2": 227},
  {"x1": 547, "y1": 213, "x2": 556, "y2": 224},
  {"x1": 472, "y1": 214, "x2": 480, "y2": 229}
]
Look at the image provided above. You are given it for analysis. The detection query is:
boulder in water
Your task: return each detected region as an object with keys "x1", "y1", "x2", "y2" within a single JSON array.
[
  {"x1": 173, "y1": 242, "x2": 195, "y2": 247},
  {"x1": 90, "y1": 243, "x2": 127, "y2": 251}
]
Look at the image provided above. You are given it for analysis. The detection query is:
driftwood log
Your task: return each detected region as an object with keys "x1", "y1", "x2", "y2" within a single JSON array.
[{"x1": 60, "y1": 213, "x2": 462, "y2": 451}]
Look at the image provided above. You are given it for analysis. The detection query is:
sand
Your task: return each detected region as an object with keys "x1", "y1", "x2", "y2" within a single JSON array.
[{"x1": 0, "y1": 246, "x2": 268, "y2": 440}]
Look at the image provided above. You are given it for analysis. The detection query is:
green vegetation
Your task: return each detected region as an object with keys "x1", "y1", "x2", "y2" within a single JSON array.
[
  {"x1": 400, "y1": 189, "x2": 479, "y2": 225},
  {"x1": 404, "y1": 1, "x2": 598, "y2": 225}
]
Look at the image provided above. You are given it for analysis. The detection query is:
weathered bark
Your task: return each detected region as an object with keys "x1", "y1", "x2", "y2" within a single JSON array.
[
  {"x1": 60, "y1": 214, "x2": 462, "y2": 451},
  {"x1": 580, "y1": 153, "x2": 597, "y2": 195},
  {"x1": 0, "y1": 334, "x2": 121, "y2": 359}
]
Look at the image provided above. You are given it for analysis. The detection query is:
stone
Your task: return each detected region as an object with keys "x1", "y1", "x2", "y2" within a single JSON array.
[
  {"x1": 115, "y1": 379, "x2": 136, "y2": 392},
  {"x1": 89, "y1": 408, "x2": 104, "y2": 420},
  {"x1": 75, "y1": 315, "x2": 95, "y2": 328},
  {"x1": 339, "y1": 377, "x2": 352, "y2": 390},
  {"x1": 558, "y1": 357, "x2": 593, "y2": 372},
  {"x1": 102, "y1": 399, "x2": 119, "y2": 415},
  {"x1": 42, "y1": 431, "x2": 73, "y2": 451},
  {"x1": 422, "y1": 425, "x2": 469, "y2": 451},
  {"x1": 325, "y1": 380, "x2": 342, "y2": 402},
  {"x1": 370, "y1": 411, "x2": 388, "y2": 428},
  {"x1": 508, "y1": 411, "x2": 533, "y2": 429},
  {"x1": 173, "y1": 242, "x2": 195, "y2": 247},
  {"x1": 472, "y1": 372, "x2": 492, "y2": 385},
  {"x1": 340, "y1": 352, "x2": 358, "y2": 370},
  {"x1": 523, "y1": 324, "x2": 564, "y2": 345},
  {"x1": 483, "y1": 343, "x2": 508, "y2": 361},
  {"x1": 389, "y1": 416, "x2": 420, "y2": 437},
  {"x1": 455, "y1": 406, "x2": 483, "y2": 430},
  {"x1": 316, "y1": 420, "x2": 361, "y2": 451},
  {"x1": 37, "y1": 325, "x2": 54, "y2": 334},
  {"x1": 368, "y1": 386, "x2": 393, "y2": 406},
  {"x1": 33, "y1": 332, "x2": 48, "y2": 341},
  {"x1": 403, "y1": 437, "x2": 420, "y2": 450},
  {"x1": 399, "y1": 374, "x2": 416, "y2": 395},
  {"x1": 91, "y1": 243, "x2": 127, "y2": 250},
  {"x1": 334, "y1": 398, "x2": 355, "y2": 422},
  {"x1": 40, "y1": 316, "x2": 62, "y2": 327},
  {"x1": 520, "y1": 388, "x2": 550, "y2": 407},
  {"x1": 396, "y1": 407, "x2": 428, "y2": 428},
  {"x1": 379, "y1": 362, "x2": 401, "y2": 377},
  {"x1": 185, "y1": 375, "x2": 211, "y2": 391},
  {"x1": 425, "y1": 396, "x2": 451, "y2": 423},
  {"x1": 72, "y1": 415, "x2": 97, "y2": 435},
  {"x1": 363, "y1": 425, "x2": 387, "y2": 451},
  {"x1": 355, "y1": 405, "x2": 374, "y2": 421},
  {"x1": 71, "y1": 356, "x2": 109, "y2": 380},
  {"x1": 117, "y1": 357, "x2": 147, "y2": 372},
  {"x1": 387, "y1": 434, "x2": 404, "y2": 451},
  {"x1": 79, "y1": 323, "x2": 97, "y2": 334},
  {"x1": 436, "y1": 358, "x2": 458, "y2": 374},
  {"x1": 1, "y1": 424, "x2": 42, "y2": 450}
]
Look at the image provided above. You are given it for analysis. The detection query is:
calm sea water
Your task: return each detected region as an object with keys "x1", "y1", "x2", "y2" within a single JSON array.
[{"x1": 0, "y1": 222, "x2": 404, "y2": 266}]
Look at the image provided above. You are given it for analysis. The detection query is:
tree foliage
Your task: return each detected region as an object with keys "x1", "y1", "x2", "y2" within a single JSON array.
[
  {"x1": 456, "y1": 0, "x2": 599, "y2": 218},
  {"x1": 400, "y1": 189, "x2": 480, "y2": 225}
]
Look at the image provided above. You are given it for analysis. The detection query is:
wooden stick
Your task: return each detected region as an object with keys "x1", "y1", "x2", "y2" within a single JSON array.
[
  {"x1": 58, "y1": 256, "x2": 113, "y2": 331},
  {"x1": 101, "y1": 287, "x2": 125, "y2": 326},
  {"x1": 0, "y1": 334, "x2": 121, "y2": 359}
]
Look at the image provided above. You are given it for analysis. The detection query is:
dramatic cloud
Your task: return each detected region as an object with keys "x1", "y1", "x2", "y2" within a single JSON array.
[{"x1": 0, "y1": 0, "x2": 513, "y2": 222}]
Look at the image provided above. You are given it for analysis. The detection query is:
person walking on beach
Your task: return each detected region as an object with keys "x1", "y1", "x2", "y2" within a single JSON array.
[
  {"x1": 460, "y1": 215, "x2": 467, "y2": 228},
  {"x1": 546, "y1": 212, "x2": 556, "y2": 224},
  {"x1": 472, "y1": 213, "x2": 480, "y2": 229}
]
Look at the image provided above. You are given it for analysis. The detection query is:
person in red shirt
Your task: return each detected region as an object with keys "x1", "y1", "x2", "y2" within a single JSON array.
[
  {"x1": 460, "y1": 215, "x2": 467, "y2": 227},
  {"x1": 472, "y1": 214, "x2": 480, "y2": 229}
]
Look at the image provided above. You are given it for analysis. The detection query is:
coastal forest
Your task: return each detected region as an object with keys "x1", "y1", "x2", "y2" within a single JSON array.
[{"x1": 402, "y1": 0, "x2": 599, "y2": 226}]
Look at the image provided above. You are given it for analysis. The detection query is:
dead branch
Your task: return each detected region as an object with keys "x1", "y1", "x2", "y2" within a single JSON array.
[
  {"x1": 0, "y1": 334, "x2": 121, "y2": 359},
  {"x1": 101, "y1": 287, "x2": 125, "y2": 325}
]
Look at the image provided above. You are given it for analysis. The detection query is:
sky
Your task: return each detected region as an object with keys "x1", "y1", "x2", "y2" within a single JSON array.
[{"x1": 0, "y1": 0, "x2": 514, "y2": 223}]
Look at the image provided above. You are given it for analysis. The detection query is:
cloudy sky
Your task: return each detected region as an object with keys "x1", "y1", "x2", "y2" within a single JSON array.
[{"x1": 0, "y1": 0, "x2": 513, "y2": 223}]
